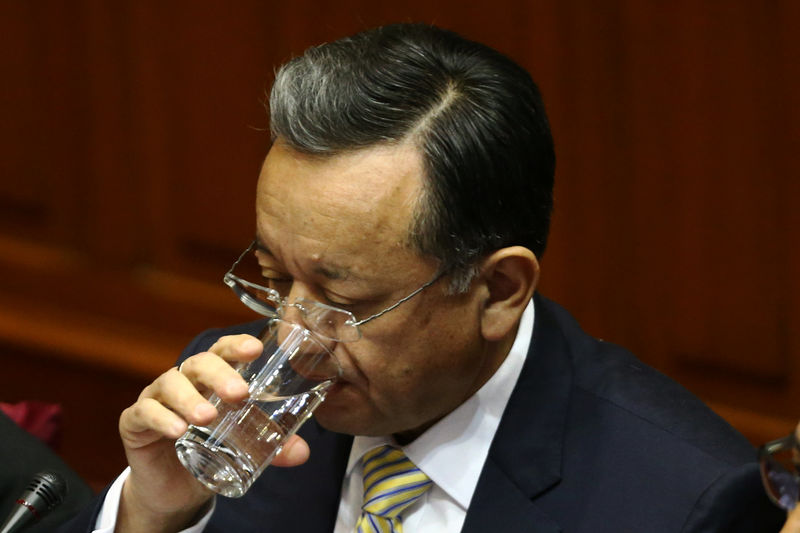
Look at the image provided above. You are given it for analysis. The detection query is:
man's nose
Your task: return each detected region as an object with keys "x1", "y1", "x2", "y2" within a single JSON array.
[
  {"x1": 268, "y1": 319, "x2": 341, "y2": 383},
  {"x1": 280, "y1": 282, "x2": 342, "y2": 354},
  {"x1": 281, "y1": 281, "x2": 314, "y2": 323}
]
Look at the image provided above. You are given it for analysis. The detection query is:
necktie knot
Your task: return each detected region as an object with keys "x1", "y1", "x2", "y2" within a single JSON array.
[{"x1": 355, "y1": 445, "x2": 432, "y2": 532}]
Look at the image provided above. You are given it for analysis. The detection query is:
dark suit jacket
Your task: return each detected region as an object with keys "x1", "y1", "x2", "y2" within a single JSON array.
[{"x1": 58, "y1": 294, "x2": 784, "y2": 532}]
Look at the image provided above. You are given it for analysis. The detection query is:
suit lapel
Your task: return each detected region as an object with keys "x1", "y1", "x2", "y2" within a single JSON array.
[
  {"x1": 462, "y1": 294, "x2": 573, "y2": 532},
  {"x1": 461, "y1": 458, "x2": 561, "y2": 532},
  {"x1": 211, "y1": 294, "x2": 573, "y2": 531}
]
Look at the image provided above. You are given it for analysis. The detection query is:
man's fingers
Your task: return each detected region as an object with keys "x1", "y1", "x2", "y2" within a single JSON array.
[
  {"x1": 207, "y1": 334, "x2": 263, "y2": 361},
  {"x1": 171, "y1": 335, "x2": 262, "y2": 405},
  {"x1": 271, "y1": 435, "x2": 310, "y2": 467},
  {"x1": 122, "y1": 366, "x2": 221, "y2": 445},
  {"x1": 176, "y1": 352, "x2": 249, "y2": 402},
  {"x1": 124, "y1": 361, "x2": 230, "y2": 448},
  {"x1": 122, "y1": 345, "x2": 312, "y2": 477},
  {"x1": 141, "y1": 366, "x2": 218, "y2": 422},
  {"x1": 121, "y1": 398, "x2": 189, "y2": 443},
  {"x1": 120, "y1": 338, "x2": 260, "y2": 451}
]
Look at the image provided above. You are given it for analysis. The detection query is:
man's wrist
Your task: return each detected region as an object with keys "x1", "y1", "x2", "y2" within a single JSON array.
[{"x1": 115, "y1": 477, "x2": 212, "y2": 533}]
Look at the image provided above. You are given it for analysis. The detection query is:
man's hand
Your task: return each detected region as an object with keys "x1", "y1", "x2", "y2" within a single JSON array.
[{"x1": 115, "y1": 334, "x2": 311, "y2": 533}]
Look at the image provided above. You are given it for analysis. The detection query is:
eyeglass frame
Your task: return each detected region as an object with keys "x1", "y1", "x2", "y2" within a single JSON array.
[
  {"x1": 758, "y1": 432, "x2": 800, "y2": 510},
  {"x1": 223, "y1": 240, "x2": 445, "y2": 341}
]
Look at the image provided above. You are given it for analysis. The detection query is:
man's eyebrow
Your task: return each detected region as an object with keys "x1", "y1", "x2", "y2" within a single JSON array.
[
  {"x1": 254, "y1": 238, "x2": 362, "y2": 282},
  {"x1": 313, "y1": 265, "x2": 351, "y2": 281},
  {"x1": 254, "y1": 240, "x2": 273, "y2": 256}
]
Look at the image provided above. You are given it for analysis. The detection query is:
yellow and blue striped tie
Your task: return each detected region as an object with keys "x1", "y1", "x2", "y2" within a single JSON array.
[{"x1": 354, "y1": 445, "x2": 433, "y2": 533}]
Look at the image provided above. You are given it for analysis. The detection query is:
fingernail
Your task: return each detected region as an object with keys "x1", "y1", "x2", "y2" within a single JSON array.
[
  {"x1": 241, "y1": 339, "x2": 262, "y2": 353},
  {"x1": 227, "y1": 379, "x2": 249, "y2": 397},
  {"x1": 194, "y1": 403, "x2": 215, "y2": 419},
  {"x1": 172, "y1": 420, "x2": 187, "y2": 436}
]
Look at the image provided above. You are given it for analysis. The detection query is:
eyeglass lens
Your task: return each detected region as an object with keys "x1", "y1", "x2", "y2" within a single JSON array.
[
  {"x1": 226, "y1": 244, "x2": 361, "y2": 342},
  {"x1": 760, "y1": 436, "x2": 800, "y2": 511}
]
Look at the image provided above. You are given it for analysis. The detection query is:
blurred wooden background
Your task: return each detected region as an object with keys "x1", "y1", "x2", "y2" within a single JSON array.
[{"x1": 0, "y1": 1, "x2": 797, "y2": 490}]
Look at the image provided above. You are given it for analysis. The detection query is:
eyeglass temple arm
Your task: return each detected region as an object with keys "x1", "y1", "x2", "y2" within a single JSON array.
[
  {"x1": 351, "y1": 272, "x2": 445, "y2": 327},
  {"x1": 224, "y1": 239, "x2": 258, "y2": 279},
  {"x1": 759, "y1": 433, "x2": 799, "y2": 459}
]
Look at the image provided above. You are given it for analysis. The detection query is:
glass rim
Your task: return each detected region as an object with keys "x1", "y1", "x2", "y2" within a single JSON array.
[{"x1": 263, "y1": 317, "x2": 342, "y2": 368}]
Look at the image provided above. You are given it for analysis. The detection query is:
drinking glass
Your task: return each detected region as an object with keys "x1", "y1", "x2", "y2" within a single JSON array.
[{"x1": 174, "y1": 319, "x2": 341, "y2": 497}]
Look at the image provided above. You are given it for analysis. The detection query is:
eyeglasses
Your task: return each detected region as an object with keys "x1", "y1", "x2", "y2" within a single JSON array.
[
  {"x1": 223, "y1": 240, "x2": 443, "y2": 342},
  {"x1": 758, "y1": 432, "x2": 800, "y2": 511}
]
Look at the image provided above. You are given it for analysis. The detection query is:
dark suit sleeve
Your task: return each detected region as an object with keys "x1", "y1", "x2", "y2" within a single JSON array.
[
  {"x1": 53, "y1": 488, "x2": 107, "y2": 533},
  {"x1": 680, "y1": 462, "x2": 785, "y2": 533}
]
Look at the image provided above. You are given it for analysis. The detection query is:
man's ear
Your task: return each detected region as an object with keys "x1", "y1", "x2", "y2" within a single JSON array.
[{"x1": 478, "y1": 246, "x2": 540, "y2": 341}]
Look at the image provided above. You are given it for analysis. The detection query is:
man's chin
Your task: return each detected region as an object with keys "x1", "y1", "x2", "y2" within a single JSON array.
[
  {"x1": 312, "y1": 387, "x2": 389, "y2": 436},
  {"x1": 313, "y1": 407, "x2": 370, "y2": 436},
  {"x1": 313, "y1": 384, "x2": 364, "y2": 433}
]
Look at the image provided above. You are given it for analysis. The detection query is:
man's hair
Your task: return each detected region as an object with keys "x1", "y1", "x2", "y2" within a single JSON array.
[{"x1": 269, "y1": 23, "x2": 555, "y2": 293}]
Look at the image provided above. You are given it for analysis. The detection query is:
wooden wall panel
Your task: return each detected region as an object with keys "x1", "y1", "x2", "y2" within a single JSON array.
[
  {"x1": 0, "y1": 1, "x2": 797, "y2": 486},
  {"x1": 536, "y1": 1, "x2": 798, "y2": 432}
]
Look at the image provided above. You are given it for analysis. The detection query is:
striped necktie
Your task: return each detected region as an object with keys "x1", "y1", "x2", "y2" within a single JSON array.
[{"x1": 354, "y1": 445, "x2": 433, "y2": 533}]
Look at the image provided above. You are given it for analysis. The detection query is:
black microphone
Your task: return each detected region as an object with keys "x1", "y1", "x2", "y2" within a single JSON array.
[{"x1": 0, "y1": 471, "x2": 67, "y2": 533}]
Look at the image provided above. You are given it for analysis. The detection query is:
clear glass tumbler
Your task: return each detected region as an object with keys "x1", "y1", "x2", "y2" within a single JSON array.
[{"x1": 175, "y1": 319, "x2": 341, "y2": 497}]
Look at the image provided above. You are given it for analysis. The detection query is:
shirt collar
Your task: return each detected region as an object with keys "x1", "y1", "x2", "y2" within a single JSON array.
[{"x1": 345, "y1": 299, "x2": 535, "y2": 508}]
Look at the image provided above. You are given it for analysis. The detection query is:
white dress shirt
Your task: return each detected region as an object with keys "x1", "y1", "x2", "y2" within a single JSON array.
[{"x1": 93, "y1": 300, "x2": 534, "y2": 533}]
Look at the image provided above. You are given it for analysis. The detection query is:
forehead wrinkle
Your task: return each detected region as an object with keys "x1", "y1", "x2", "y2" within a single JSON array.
[
  {"x1": 293, "y1": 181, "x2": 410, "y2": 264},
  {"x1": 311, "y1": 262, "x2": 354, "y2": 281},
  {"x1": 257, "y1": 210, "x2": 365, "y2": 283},
  {"x1": 257, "y1": 140, "x2": 426, "y2": 285}
]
